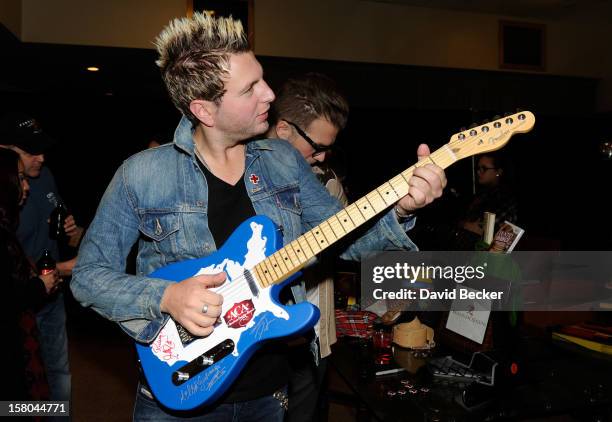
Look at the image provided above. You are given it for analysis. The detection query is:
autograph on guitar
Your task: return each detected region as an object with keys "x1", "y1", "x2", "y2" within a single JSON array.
[{"x1": 136, "y1": 111, "x2": 535, "y2": 410}]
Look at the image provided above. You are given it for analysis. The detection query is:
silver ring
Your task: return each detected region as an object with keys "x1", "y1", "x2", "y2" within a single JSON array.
[{"x1": 201, "y1": 304, "x2": 209, "y2": 315}]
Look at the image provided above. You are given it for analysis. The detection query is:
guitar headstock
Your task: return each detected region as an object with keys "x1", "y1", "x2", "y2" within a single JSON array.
[{"x1": 447, "y1": 111, "x2": 535, "y2": 159}]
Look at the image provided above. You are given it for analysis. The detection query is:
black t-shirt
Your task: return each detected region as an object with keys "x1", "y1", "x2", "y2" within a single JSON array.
[{"x1": 198, "y1": 161, "x2": 289, "y2": 403}]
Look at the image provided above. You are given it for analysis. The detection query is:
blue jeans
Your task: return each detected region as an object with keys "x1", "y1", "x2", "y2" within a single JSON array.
[
  {"x1": 36, "y1": 292, "x2": 71, "y2": 402},
  {"x1": 287, "y1": 342, "x2": 328, "y2": 422},
  {"x1": 133, "y1": 384, "x2": 287, "y2": 421}
]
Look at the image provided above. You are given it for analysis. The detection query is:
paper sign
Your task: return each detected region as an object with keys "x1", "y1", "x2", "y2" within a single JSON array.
[{"x1": 445, "y1": 287, "x2": 491, "y2": 344}]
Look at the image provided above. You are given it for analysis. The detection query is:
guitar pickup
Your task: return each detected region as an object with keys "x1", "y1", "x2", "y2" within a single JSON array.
[{"x1": 172, "y1": 339, "x2": 235, "y2": 385}]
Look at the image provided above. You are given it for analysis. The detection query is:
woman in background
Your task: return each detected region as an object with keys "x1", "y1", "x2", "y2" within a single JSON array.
[
  {"x1": 0, "y1": 148, "x2": 59, "y2": 400},
  {"x1": 462, "y1": 152, "x2": 518, "y2": 235},
  {"x1": 453, "y1": 152, "x2": 518, "y2": 250}
]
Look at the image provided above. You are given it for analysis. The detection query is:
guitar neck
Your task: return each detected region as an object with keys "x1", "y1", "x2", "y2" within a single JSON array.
[{"x1": 252, "y1": 145, "x2": 459, "y2": 288}]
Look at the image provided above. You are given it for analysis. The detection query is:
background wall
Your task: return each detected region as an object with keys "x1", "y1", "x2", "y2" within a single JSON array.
[
  {"x1": 7, "y1": 0, "x2": 612, "y2": 110},
  {"x1": 0, "y1": 0, "x2": 21, "y2": 38},
  {"x1": 20, "y1": 0, "x2": 186, "y2": 49}
]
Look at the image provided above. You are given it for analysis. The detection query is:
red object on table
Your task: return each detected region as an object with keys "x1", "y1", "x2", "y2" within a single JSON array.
[{"x1": 335, "y1": 310, "x2": 378, "y2": 338}]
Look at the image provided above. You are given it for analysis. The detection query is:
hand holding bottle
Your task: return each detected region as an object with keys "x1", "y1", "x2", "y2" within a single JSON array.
[
  {"x1": 63, "y1": 215, "x2": 84, "y2": 247},
  {"x1": 49, "y1": 202, "x2": 68, "y2": 240},
  {"x1": 39, "y1": 269, "x2": 61, "y2": 294},
  {"x1": 37, "y1": 249, "x2": 61, "y2": 293}
]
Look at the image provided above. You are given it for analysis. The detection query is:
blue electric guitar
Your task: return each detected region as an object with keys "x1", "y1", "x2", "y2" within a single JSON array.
[{"x1": 136, "y1": 112, "x2": 535, "y2": 410}]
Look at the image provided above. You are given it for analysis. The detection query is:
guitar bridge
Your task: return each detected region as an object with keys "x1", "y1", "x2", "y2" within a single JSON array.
[{"x1": 172, "y1": 339, "x2": 235, "y2": 385}]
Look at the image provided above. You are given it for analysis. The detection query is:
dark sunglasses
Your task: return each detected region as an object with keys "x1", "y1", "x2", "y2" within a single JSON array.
[{"x1": 284, "y1": 120, "x2": 333, "y2": 158}]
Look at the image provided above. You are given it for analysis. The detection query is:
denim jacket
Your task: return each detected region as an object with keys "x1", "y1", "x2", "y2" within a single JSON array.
[{"x1": 71, "y1": 117, "x2": 417, "y2": 343}]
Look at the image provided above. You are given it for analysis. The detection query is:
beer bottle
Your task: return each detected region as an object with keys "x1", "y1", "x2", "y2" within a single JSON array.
[
  {"x1": 37, "y1": 249, "x2": 56, "y2": 276},
  {"x1": 49, "y1": 202, "x2": 68, "y2": 240}
]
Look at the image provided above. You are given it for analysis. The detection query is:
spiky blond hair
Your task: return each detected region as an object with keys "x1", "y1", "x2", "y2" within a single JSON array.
[{"x1": 154, "y1": 12, "x2": 249, "y2": 123}]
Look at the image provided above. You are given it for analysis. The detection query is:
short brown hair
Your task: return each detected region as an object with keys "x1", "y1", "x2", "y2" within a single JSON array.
[
  {"x1": 271, "y1": 73, "x2": 349, "y2": 130},
  {"x1": 154, "y1": 12, "x2": 249, "y2": 123}
]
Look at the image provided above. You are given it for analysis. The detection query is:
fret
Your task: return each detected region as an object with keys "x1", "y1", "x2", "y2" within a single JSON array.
[
  {"x1": 422, "y1": 154, "x2": 436, "y2": 167},
  {"x1": 287, "y1": 240, "x2": 306, "y2": 264},
  {"x1": 335, "y1": 210, "x2": 355, "y2": 232},
  {"x1": 364, "y1": 192, "x2": 385, "y2": 213},
  {"x1": 281, "y1": 244, "x2": 299, "y2": 268},
  {"x1": 355, "y1": 197, "x2": 377, "y2": 219},
  {"x1": 346, "y1": 204, "x2": 366, "y2": 225},
  {"x1": 353, "y1": 202, "x2": 367, "y2": 221},
  {"x1": 255, "y1": 264, "x2": 270, "y2": 287},
  {"x1": 390, "y1": 174, "x2": 410, "y2": 197},
  {"x1": 400, "y1": 168, "x2": 414, "y2": 182},
  {"x1": 261, "y1": 259, "x2": 279, "y2": 281},
  {"x1": 303, "y1": 230, "x2": 322, "y2": 255},
  {"x1": 386, "y1": 177, "x2": 403, "y2": 200},
  {"x1": 270, "y1": 250, "x2": 289, "y2": 275},
  {"x1": 377, "y1": 182, "x2": 400, "y2": 205},
  {"x1": 321, "y1": 220, "x2": 337, "y2": 241},
  {"x1": 327, "y1": 215, "x2": 345, "y2": 238},
  {"x1": 297, "y1": 236, "x2": 316, "y2": 259},
  {"x1": 290, "y1": 240, "x2": 307, "y2": 263},
  {"x1": 257, "y1": 262, "x2": 272, "y2": 286},
  {"x1": 276, "y1": 249, "x2": 293, "y2": 270},
  {"x1": 400, "y1": 169, "x2": 413, "y2": 183},
  {"x1": 310, "y1": 227, "x2": 328, "y2": 249},
  {"x1": 311, "y1": 228, "x2": 328, "y2": 249},
  {"x1": 371, "y1": 188, "x2": 391, "y2": 210},
  {"x1": 322, "y1": 220, "x2": 340, "y2": 241},
  {"x1": 257, "y1": 262, "x2": 272, "y2": 284},
  {"x1": 268, "y1": 254, "x2": 284, "y2": 279}
]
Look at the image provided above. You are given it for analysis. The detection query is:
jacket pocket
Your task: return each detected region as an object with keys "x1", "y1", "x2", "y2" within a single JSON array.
[
  {"x1": 271, "y1": 184, "x2": 303, "y2": 243},
  {"x1": 139, "y1": 212, "x2": 180, "y2": 241},
  {"x1": 274, "y1": 183, "x2": 302, "y2": 215},
  {"x1": 138, "y1": 212, "x2": 182, "y2": 262}
]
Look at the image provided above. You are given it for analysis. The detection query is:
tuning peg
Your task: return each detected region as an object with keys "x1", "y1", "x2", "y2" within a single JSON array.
[
  {"x1": 503, "y1": 111, "x2": 512, "y2": 117},
  {"x1": 515, "y1": 107, "x2": 523, "y2": 112},
  {"x1": 459, "y1": 127, "x2": 466, "y2": 132},
  {"x1": 480, "y1": 119, "x2": 490, "y2": 124},
  {"x1": 468, "y1": 123, "x2": 478, "y2": 129},
  {"x1": 493, "y1": 115, "x2": 501, "y2": 120}
]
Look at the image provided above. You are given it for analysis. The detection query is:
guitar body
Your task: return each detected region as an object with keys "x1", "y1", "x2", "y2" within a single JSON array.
[{"x1": 135, "y1": 215, "x2": 320, "y2": 411}]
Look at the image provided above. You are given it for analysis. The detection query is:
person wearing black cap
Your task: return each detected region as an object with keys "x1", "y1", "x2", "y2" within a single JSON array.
[{"x1": 0, "y1": 112, "x2": 83, "y2": 405}]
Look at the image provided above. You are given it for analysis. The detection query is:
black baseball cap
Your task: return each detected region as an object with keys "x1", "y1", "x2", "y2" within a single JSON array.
[{"x1": 0, "y1": 112, "x2": 56, "y2": 155}]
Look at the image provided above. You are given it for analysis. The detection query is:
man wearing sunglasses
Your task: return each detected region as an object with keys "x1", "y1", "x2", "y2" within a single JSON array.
[
  {"x1": 268, "y1": 73, "x2": 349, "y2": 203},
  {"x1": 266, "y1": 72, "x2": 350, "y2": 422}
]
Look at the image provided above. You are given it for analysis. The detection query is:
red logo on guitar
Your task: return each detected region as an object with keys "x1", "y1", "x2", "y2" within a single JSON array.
[{"x1": 224, "y1": 299, "x2": 256, "y2": 328}]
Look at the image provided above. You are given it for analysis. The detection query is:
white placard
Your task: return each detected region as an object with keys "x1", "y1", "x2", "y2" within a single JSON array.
[{"x1": 445, "y1": 287, "x2": 491, "y2": 344}]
